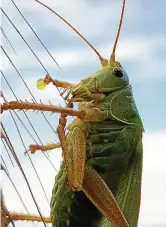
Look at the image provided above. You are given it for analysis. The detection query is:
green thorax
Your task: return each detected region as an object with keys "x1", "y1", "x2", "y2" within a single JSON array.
[
  {"x1": 106, "y1": 85, "x2": 143, "y2": 128},
  {"x1": 72, "y1": 62, "x2": 143, "y2": 129},
  {"x1": 93, "y1": 63, "x2": 143, "y2": 128}
]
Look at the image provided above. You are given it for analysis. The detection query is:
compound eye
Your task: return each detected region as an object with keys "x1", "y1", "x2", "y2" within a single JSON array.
[{"x1": 113, "y1": 67, "x2": 123, "y2": 78}]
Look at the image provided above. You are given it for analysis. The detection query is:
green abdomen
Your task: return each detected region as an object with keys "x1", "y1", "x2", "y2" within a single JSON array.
[
  {"x1": 86, "y1": 121, "x2": 143, "y2": 227},
  {"x1": 51, "y1": 121, "x2": 143, "y2": 227},
  {"x1": 51, "y1": 162, "x2": 102, "y2": 227}
]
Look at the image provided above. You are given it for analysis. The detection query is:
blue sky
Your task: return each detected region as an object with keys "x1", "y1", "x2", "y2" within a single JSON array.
[{"x1": 1, "y1": 0, "x2": 166, "y2": 227}]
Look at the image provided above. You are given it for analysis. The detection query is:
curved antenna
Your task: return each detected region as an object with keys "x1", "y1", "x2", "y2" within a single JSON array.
[
  {"x1": 34, "y1": 0, "x2": 108, "y2": 66},
  {"x1": 110, "y1": 0, "x2": 126, "y2": 62}
]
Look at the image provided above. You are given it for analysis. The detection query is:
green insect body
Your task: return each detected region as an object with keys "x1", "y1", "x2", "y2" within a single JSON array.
[
  {"x1": 50, "y1": 62, "x2": 143, "y2": 227},
  {"x1": 1, "y1": 1, "x2": 144, "y2": 226}
]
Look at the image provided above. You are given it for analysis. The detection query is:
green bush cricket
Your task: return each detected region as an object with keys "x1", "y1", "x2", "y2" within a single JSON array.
[{"x1": 1, "y1": 0, "x2": 143, "y2": 226}]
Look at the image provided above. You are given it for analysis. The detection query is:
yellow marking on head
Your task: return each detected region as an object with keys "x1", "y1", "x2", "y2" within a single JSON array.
[
  {"x1": 101, "y1": 58, "x2": 109, "y2": 67},
  {"x1": 109, "y1": 61, "x2": 121, "y2": 69}
]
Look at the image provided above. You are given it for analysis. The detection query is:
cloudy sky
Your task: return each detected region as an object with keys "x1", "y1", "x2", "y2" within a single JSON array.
[{"x1": 1, "y1": 0, "x2": 166, "y2": 226}]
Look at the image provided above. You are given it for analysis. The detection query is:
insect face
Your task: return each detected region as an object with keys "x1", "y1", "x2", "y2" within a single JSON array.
[{"x1": 70, "y1": 60, "x2": 129, "y2": 103}]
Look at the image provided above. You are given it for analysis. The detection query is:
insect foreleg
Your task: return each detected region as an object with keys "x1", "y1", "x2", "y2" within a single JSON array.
[
  {"x1": 57, "y1": 116, "x2": 87, "y2": 191},
  {"x1": 41, "y1": 74, "x2": 74, "y2": 88},
  {"x1": 82, "y1": 165, "x2": 130, "y2": 227},
  {"x1": 37, "y1": 74, "x2": 74, "y2": 100}
]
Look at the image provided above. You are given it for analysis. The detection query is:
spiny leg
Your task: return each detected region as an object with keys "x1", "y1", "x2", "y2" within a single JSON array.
[
  {"x1": 72, "y1": 126, "x2": 86, "y2": 191},
  {"x1": 1, "y1": 101, "x2": 85, "y2": 119},
  {"x1": 57, "y1": 115, "x2": 86, "y2": 191},
  {"x1": 82, "y1": 165, "x2": 130, "y2": 227}
]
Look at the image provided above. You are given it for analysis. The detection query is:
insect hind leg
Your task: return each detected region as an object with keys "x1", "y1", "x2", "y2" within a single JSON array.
[
  {"x1": 57, "y1": 117, "x2": 87, "y2": 191},
  {"x1": 82, "y1": 165, "x2": 130, "y2": 227}
]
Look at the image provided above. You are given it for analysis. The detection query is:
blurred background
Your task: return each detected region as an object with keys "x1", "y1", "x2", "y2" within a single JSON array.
[{"x1": 1, "y1": 0, "x2": 166, "y2": 226}]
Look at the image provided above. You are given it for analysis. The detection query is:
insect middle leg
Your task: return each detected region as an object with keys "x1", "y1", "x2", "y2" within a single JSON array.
[{"x1": 27, "y1": 142, "x2": 61, "y2": 154}]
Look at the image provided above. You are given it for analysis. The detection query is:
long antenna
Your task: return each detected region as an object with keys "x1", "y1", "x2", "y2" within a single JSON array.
[
  {"x1": 34, "y1": 0, "x2": 108, "y2": 66},
  {"x1": 110, "y1": 0, "x2": 126, "y2": 62}
]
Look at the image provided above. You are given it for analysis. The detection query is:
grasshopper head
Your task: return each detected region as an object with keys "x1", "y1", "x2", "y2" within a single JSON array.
[
  {"x1": 92, "y1": 61, "x2": 129, "y2": 92},
  {"x1": 68, "y1": 0, "x2": 127, "y2": 103},
  {"x1": 70, "y1": 60, "x2": 129, "y2": 102}
]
